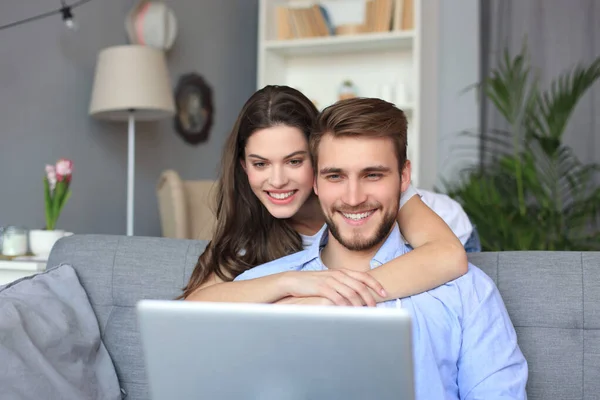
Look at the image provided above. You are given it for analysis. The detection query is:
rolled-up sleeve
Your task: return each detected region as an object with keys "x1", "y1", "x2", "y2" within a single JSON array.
[
  {"x1": 399, "y1": 183, "x2": 419, "y2": 209},
  {"x1": 458, "y1": 271, "x2": 528, "y2": 399}
]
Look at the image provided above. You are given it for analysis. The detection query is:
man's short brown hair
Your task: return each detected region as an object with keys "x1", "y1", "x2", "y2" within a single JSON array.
[{"x1": 309, "y1": 97, "x2": 408, "y2": 172}]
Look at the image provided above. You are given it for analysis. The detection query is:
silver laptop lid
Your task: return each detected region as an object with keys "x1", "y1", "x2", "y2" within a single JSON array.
[{"x1": 137, "y1": 300, "x2": 415, "y2": 400}]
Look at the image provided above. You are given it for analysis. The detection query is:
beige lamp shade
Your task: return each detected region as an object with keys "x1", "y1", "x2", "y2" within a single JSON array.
[{"x1": 89, "y1": 45, "x2": 175, "y2": 121}]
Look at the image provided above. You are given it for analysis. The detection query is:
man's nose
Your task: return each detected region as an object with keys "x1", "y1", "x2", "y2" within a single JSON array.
[
  {"x1": 342, "y1": 179, "x2": 367, "y2": 206},
  {"x1": 268, "y1": 166, "x2": 288, "y2": 188}
]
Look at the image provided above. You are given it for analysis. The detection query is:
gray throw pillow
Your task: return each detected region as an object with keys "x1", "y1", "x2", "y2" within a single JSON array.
[{"x1": 0, "y1": 264, "x2": 122, "y2": 400}]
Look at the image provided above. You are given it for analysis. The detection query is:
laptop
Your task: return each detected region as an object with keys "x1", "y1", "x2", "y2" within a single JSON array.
[{"x1": 137, "y1": 300, "x2": 415, "y2": 400}]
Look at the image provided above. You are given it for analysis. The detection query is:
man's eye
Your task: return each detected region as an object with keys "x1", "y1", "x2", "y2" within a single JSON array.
[
  {"x1": 327, "y1": 174, "x2": 341, "y2": 181},
  {"x1": 366, "y1": 174, "x2": 382, "y2": 180}
]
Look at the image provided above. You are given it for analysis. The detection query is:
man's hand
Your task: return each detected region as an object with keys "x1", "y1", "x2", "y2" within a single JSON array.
[
  {"x1": 279, "y1": 270, "x2": 386, "y2": 307},
  {"x1": 275, "y1": 296, "x2": 335, "y2": 306}
]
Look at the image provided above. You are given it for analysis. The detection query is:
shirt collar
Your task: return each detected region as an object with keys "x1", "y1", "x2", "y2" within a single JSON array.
[{"x1": 304, "y1": 222, "x2": 406, "y2": 269}]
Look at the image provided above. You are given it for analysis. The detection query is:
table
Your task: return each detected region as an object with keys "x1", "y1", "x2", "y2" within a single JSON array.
[{"x1": 0, "y1": 257, "x2": 47, "y2": 285}]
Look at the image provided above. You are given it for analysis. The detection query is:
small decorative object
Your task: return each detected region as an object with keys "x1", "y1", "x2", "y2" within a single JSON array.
[
  {"x1": 0, "y1": 226, "x2": 28, "y2": 257},
  {"x1": 43, "y1": 158, "x2": 73, "y2": 231},
  {"x1": 125, "y1": 0, "x2": 178, "y2": 51},
  {"x1": 29, "y1": 230, "x2": 72, "y2": 258},
  {"x1": 174, "y1": 73, "x2": 214, "y2": 145},
  {"x1": 338, "y1": 80, "x2": 358, "y2": 101},
  {"x1": 28, "y1": 158, "x2": 74, "y2": 258}
]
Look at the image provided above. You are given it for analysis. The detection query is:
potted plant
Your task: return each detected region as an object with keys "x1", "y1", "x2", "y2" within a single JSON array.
[
  {"x1": 444, "y1": 44, "x2": 600, "y2": 251},
  {"x1": 29, "y1": 158, "x2": 74, "y2": 257}
]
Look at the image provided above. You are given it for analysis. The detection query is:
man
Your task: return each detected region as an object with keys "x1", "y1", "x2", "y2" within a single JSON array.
[{"x1": 235, "y1": 98, "x2": 528, "y2": 399}]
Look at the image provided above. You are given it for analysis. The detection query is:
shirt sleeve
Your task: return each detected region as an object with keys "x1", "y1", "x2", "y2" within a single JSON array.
[
  {"x1": 458, "y1": 270, "x2": 529, "y2": 399},
  {"x1": 399, "y1": 183, "x2": 419, "y2": 209},
  {"x1": 234, "y1": 258, "x2": 304, "y2": 281},
  {"x1": 418, "y1": 189, "x2": 474, "y2": 245}
]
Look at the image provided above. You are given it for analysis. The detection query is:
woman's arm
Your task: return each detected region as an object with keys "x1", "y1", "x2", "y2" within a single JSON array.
[
  {"x1": 184, "y1": 272, "x2": 290, "y2": 303},
  {"x1": 185, "y1": 270, "x2": 385, "y2": 306},
  {"x1": 367, "y1": 194, "x2": 468, "y2": 301}
]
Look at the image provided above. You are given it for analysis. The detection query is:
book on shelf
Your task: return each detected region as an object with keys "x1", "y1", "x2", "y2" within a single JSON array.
[
  {"x1": 274, "y1": 0, "x2": 414, "y2": 41},
  {"x1": 364, "y1": 0, "x2": 413, "y2": 33},
  {"x1": 275, "y1": 4, "x2": 332, "y2": 40}
]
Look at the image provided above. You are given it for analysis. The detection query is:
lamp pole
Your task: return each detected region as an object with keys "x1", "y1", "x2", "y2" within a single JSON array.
[{"x1": 127, "y1": 110, "x2": 135, "y2": 236}]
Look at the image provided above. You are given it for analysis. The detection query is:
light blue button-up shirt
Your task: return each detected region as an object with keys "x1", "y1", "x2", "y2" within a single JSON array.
[{"x1": 235, "y1": 224, "x2": 528, "y2": 399}]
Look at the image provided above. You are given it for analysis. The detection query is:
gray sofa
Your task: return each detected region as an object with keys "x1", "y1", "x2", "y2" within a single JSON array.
[{"x1": 47, "y1": 234, "x2": 600, "y2": 400}]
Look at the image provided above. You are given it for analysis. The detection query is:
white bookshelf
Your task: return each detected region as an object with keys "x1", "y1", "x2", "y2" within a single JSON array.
[
  {"x1": 257, "y1": 0, "x2": 437, "y2": 187},
  {"x1": 263, "y1": 30, "x2": 414, "y2": 56}
]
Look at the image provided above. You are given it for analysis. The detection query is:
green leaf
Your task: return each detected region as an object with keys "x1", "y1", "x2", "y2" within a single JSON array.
[
  {"x1": 56, "y1": 189, "x2": 72, "y2": 219},
  {"x1": 44, "y1": 178, "x2": 54, "y2": 230},
  {"x1": 529, "y1": 57, "x2": 600, "y2": 142},
  {"x1": 52, "y1": 180, "x2": 67, "y2": 229}
]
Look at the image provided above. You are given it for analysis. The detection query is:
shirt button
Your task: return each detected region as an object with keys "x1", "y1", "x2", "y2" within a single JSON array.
[{"x1": 370, "y1": 261, "x2": 381, "y2": 268}]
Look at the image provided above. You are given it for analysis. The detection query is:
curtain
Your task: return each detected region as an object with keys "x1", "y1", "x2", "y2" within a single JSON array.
[{"x1": 480, "y1": 0, "x2": 599, "y2": 167}]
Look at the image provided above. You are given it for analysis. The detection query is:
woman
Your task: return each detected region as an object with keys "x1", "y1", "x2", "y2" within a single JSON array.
[{"x1": 181, "y1": 85, "x2": 467, "y2": 306}]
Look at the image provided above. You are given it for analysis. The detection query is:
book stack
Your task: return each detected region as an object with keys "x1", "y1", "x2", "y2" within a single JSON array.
[
  {"x1": 275, "y1": 0, "x2": 414, "y2": 40},
  {"x1": 275, "y1": 4, "x2": 333, "y2": 40},
  {"x1": 365, "y1": 0, "x2": 414, "y2": 33}
]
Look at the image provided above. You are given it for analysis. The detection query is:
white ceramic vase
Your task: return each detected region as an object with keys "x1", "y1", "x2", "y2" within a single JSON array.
[{"x1": 29, "y1": 229, "x2": 73, "y2": 258}]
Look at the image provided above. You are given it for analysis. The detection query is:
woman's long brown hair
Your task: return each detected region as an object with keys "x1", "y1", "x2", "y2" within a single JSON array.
[{"x1": 179, "y1": 85, "x2": 319, "y2": 299}]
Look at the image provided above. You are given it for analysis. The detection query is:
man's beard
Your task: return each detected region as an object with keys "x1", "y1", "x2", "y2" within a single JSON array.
[{"x1": 324, "y1": 206, "x2": 397, "y2": 251}]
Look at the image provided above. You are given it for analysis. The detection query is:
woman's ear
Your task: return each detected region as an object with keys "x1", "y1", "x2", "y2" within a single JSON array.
[
  {"x1": 400, "y1": 160, "x2": 412, "y2": 192},
  {"x1": 240, "y1": 158, "x2": 247, "y2": 174}
]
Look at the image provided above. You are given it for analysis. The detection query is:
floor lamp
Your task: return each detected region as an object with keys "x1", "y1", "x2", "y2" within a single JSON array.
[{"x1": 89, "y1": 45, "x2": 175, "y2": 236}]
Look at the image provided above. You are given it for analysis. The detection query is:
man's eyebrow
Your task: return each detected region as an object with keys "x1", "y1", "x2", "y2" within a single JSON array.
[
  {"x1": 319, "y1": 167, "x2": 343, "y2": 175},
  {"x1": 363, "y1": 166, "x2": 391, "y2": 173},
  {"x1": 247, "y1": 151, "x2": 308, "y2": 160},
  {"x1": 319, "y1": 165, "x2": 391, "y2": 174}
]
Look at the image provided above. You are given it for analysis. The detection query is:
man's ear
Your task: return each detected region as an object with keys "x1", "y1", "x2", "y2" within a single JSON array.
[
  {"x1": 313, "y1": 175, "x2": 319, "y2": 196},
  {"x1": 240, "y1": 158, "x2": 247, "y2": 174},
  {"x1": 400, "y1": 160, "x2": 412, "y2": 192}
]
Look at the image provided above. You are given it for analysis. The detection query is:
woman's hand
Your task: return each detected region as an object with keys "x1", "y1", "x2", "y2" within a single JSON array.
[
  {"x1": 276, "y1": 296, "x2": 335, "y2": 306},
  {"x1": 280, "y1": 270, "x2": 387, "y2": 307}
]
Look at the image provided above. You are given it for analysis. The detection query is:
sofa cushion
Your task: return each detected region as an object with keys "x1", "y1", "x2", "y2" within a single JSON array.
[{"x1": 0, "y1": 263, "x2": 122, "y2": 400}]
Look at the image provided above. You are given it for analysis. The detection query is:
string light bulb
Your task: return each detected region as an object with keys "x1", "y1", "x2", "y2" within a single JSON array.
[
  {"x1": 0, "y1": 0, "x2": 92, "y2": 33},
  {"x1": 60, "y1": 1, "x2": 78, "y2": 30}
]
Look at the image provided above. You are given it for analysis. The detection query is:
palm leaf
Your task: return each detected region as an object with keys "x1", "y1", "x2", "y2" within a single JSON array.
[{"x1": 529, "y1": 57, "x2": 600, "y2": 143}]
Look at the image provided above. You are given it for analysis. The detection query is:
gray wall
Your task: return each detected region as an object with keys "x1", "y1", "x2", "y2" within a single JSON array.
[{"x1": 0, "y1": 0, "x2": 258, "y2": 237}]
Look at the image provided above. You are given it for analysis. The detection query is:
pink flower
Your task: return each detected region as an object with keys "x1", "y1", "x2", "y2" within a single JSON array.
[
  {"x1": 45, "y1": 164, "x2": 57, "y2": 191},
  {"x1": 55, "y1": 158, "x2": 73, "y2": 182}
]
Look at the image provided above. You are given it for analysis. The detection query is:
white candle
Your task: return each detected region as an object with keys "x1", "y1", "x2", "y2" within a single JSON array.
[{"x1": 2, "y1": 228, "x2": 28, "y2": 256}]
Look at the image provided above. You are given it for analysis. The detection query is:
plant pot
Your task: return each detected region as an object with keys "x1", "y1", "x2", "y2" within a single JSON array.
[{"x1": 29, "y1": 229, "x2": 72, "y2": 258}]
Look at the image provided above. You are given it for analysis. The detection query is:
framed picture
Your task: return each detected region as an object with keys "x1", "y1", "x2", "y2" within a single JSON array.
[{"x1": 173, "y1": 73, "x2": 214, "y2": 145}]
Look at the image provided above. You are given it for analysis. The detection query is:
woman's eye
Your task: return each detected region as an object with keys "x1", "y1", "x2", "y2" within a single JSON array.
[
  {"x1": 253, "y1": 162, "x2": 266, "y2": 168},
  {"x1": 289, "y1": 159, "x2": 303, "y2": 166}
]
